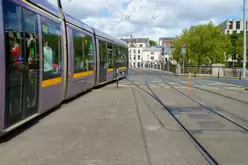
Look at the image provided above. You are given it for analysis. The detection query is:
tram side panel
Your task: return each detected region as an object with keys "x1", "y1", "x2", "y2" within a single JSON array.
[
  {"x1": 0, "y1": 0, "x2": 5, "y2": 132},
  {"x1": 65, "y1": 25, "x2": 95, "y2": 100},
  {"x1": 39, "y1": 15, "x2": 64, "y2": 114},
  {"x1": 0, "y1": 0, "x2": 64, "y2": 131}
]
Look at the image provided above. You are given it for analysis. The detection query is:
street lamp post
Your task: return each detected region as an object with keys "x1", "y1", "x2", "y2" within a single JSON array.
[{"x1": 243, "y1": 0, "x2": 247, "y2": 79}]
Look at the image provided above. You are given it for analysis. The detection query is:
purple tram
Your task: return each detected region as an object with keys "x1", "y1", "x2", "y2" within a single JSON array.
[{"x1": 0, "y1": 0, "x2": 128, "y2": 136}]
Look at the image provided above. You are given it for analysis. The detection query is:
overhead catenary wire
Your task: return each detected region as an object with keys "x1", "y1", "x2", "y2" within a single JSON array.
[
  {"x1": 106, "y1": 0, "x2": 126, "y2": 17},
  {"x1": 149, "y1": 0, "x2": 181, "y2": 21}
]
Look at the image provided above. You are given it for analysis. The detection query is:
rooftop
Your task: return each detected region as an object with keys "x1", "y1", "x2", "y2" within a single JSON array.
[
  {"x1": 121, "y1": 38, "x2": 149, "y2": 43},
  {"x1": 159, "y1": 37, "x2": 175, "y2": 41},
  {"x1": 143, "y1": 46, "x2": 162, "y2": 51}
]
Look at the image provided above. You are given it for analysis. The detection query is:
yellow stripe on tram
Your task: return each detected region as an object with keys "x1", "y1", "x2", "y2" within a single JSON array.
[
  {"x1": 108, "y1": 68, "x2": 114, "y2": 72},
  {"x1": 119, "y1": 67, "x2": 127, "y2": 71},
  {"x1": 73, "y1": 71, "x2": 94, "y2": 79},
  {"x1": 42, "y1": 77, "x2": 62, "y2": 88}
]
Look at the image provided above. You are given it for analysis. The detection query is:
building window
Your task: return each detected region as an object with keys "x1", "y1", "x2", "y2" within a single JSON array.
[
  {"x1": 130, "y1": 55, "x2": 131, "y2": 59},
  {"x1": 138, "y1": 49, "x2": 140, "y2": 53},
  {"x1": 139, "y1": 44, "x2": 142, "y2": 47},
  {"x1": 229, "y1": 21, "x2": 233, "y2": 29},
  {"x1": 134, "y1": 55, "x2": 136, "y2": 60},
  {"x1": 138, "y1": 55, "x2": 140, "y2": 60},
  {"x1": 133, "y1": 49, "x2": 136, "y2": 53},
  {"x1": 236, "y1": 21, "x2": 240, "y2": 30},
  {"x1": 151, "y1": 52, "x2": 154, "y2": 55},
  {"x1": 151, "y1": 56, "x2": 154, "y2": 60},
  {"x1": 41, "y1": 16, "x2": 62, "y2": 80}
]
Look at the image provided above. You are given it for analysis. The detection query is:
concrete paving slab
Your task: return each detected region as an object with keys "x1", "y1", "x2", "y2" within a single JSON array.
[
  {"x1": 0, "y1": 83, "x2": 207, "y2": 165},
  {"x1": 150, "y1": 83, "x2": 248, "y2": 165},
  {"x1": 178, "y1": 88, "x2": 248, "y2": 128}
]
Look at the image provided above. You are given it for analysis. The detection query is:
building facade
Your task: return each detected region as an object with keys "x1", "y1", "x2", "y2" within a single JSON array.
[
  {"x1": 121, "y1": 38, "x2": 149, "y2": 67},
  {"x1": 142, "y1": 47, "x2": 163, "y2": 66},
  {"x1": 158, "y1": 37, "x2": 175, "y2": 62},
  {"x1": 219, "y1": 19, "x2": 248, "y2": 35},
  {"x1": 219, "y1": 19, "x2": 248, "y2": 63}
]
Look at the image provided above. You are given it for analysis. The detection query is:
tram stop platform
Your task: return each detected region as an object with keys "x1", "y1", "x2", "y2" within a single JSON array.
[{"x1": 0, "y1": 80, "x2": 207, "y2": 165}]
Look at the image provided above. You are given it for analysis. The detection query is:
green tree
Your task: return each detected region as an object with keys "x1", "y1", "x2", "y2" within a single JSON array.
[
  {"x1": 149, "y1": 40, "x2": 158, "y2": 47},
  {"x1": 235, "y1": 32, "x2": 248, "y2": 62},
  {"x1": 172, "y1": 21, "x2": 231, "y2": 66}
]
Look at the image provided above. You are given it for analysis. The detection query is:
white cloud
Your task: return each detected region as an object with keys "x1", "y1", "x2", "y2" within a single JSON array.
[{"x1": 59, "y1": 0, "x2": 244, "y2": 41}]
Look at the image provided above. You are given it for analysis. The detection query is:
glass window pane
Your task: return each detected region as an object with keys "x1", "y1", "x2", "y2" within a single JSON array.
[
  {"x1": 113, "y1": 44, "x2": 118, "y2": 67},
  {"x1": 23, "y1": 9, "x2": 40, "y2": 110},
  {"x1": 41, "y1": 16, "x2": 62, "y2": 80},
  {"x1": 3, "y1": 0, "x2": 23, "y2": 124},
  {"x1": 73, "y1": 30, "x2": 94, "y2": 73},
  {"x1": 73, "y1": 30, "x2": 84, "y2": 73},
  {"x1": 84, "y1": 36, "x2": 94, "y2": 71},
  {"x1": 107, "y1": 43, "x2": 113, "y2": 68},
  {"x1": 99, "y1": 40, "x2": 107, "y2": 68}
]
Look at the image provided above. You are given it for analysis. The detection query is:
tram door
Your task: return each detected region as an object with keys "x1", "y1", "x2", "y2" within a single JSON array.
[
  {"x1": 99, "y1": 40, "x2": 107, "y2": 83},
  {"x1": 3, "y1": 2, "x2": 39, "y2": 128}
]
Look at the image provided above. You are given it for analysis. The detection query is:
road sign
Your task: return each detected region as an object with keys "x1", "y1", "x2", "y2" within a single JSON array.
[{"x1": 182, "y1": 48, "x2": 186, "y2": 56}]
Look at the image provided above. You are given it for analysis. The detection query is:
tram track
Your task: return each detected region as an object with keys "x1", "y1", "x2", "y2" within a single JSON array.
[
  {"x1": 160, "y1": 75, "x2": 248, "y2": 105},
  {"x1": 126, "y1": 70, "x2": 248, "y2": 165},
  {"x1": 126, "y1": 74, "x2": 218, "y2": 165},
  {"x1": 155, "y1": 76, "x2": 248, "y2": 132}
]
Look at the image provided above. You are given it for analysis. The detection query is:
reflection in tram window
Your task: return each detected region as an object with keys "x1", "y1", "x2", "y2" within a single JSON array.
[
  {"x1": 124, "y1": 47, "x2": 128, "y2": 66},
  {"x1": 99, "y1": 40, "x2": 107, "y2": 69},
  {"x1": 72, "y1": 30, "x2": 94, "y2": 73},
  {"x1": 99, "y1": 40, "x2": 107, "y2": 82},
  {"x1": 118, "y1": 47, "x2": 127, "y2": 67},
  {"x1": 3, "y1": 0, "x2": 23, "y2": 125},
  {"x1": 84, "y1": 36, "x2": 94, "y2": 71},
  {"x1": 112, "y1": 45, "x2": 118, "y2": 67},
  {"x1": 23, "y1": 9, "x2": 39, "y2": 110},
  {"x1": 73, "y1": 30, "x2": 84, "y2": 73},
  {"x1": 107, "y1": 42, "x2": 113, "y2": 68},
  {"x1": 41, "y1": 16, "x2": 62, "y2": 80}
]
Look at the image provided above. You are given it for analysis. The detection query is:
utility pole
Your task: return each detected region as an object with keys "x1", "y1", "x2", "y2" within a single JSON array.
[
  {"x1": 243, "y1": 0, "x2": 247, "y2": 79},
  {"x1": 57, "y1": 0, "x2": 63, "y2": 8}
]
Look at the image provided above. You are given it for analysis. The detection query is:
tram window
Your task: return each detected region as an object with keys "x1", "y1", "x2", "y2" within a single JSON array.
[
  {"x1": 118, "y1": 46, "x2": 126, "y2": 67},
  {"x1": 99, "y1": 40, "x2": 107, "y2": 68},
  {"x1": 41, "y1": 16, "x2": 62, "y2": 80},
  {"x1": 113, "y1": 44, "x2": 118, "y2": 67},
  {"x1": 107, "y1": 42, "x2": 113, "y2": 68},
  {"x1": 73, "y1": 30, "x2": 84, "y2": 73},
  {"x1": 72, "y1": 30, "x2": 94, "y2": 73},
  {"x1": 3, "y1": 0, "x2": 23, "y2": 119},
  {"x1": 84, "y1": 36, "x2": 94, "y2": 71},
  {"x1": 124, "y1": 47, "x2": 128, "y2": 66}
]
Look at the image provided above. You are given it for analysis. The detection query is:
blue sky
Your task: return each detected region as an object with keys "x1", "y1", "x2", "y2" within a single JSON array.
[{"x1": 101, "y1": 9, "x2": 112, "y2": 18}]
